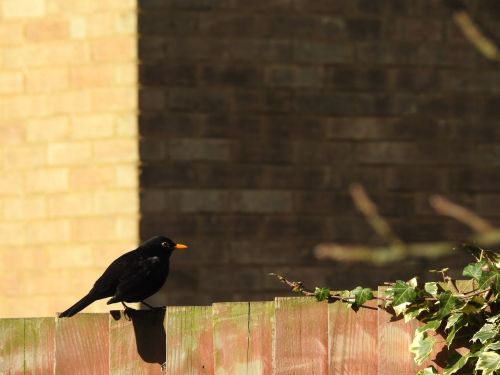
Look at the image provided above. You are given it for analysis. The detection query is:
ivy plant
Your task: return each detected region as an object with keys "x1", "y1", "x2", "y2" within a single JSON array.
[{"x1": 271, "y1": 245, "x2": 499, "y2": 374}]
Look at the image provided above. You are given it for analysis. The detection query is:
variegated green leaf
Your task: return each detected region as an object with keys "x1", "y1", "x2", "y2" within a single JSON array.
[
  {"x1": 410, "y1": 331, "x2": 436, "y2": 365},
  {"x1": 392, "y1": 280, "x2": 417, "y2": 306},
  {"x1": 475, "y1": 351, "x2": 500, "y2": 375},
  {"x1": 471, "y1": 323, "x2": 498, "y2": 344}
]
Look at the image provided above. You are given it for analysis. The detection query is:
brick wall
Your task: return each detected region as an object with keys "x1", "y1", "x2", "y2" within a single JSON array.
[
  {"x1": 0, "y1": 0, "x2": 139, "y2": 317},
  {"x1": 138, "y1": 0, "x2": 500, "y2": 306},
  {"x1": 1, "y1": 0, "x2": 500, "y2": 317}
]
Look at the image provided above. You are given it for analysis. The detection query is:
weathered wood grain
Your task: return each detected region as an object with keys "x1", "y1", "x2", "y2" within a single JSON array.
[
  {"x1": 329, "y1": 299, "x2": 378, "y2": 375},
  {"x1": 55, "y1": 313, "x2": 109, "y2": 375},
  {"x1": 274, "y1": 297, "x2": 328, "y2": 375},
  {"x1": 25, "y1": 317, "x2": 56, "y2": 375},
  {"x1": 109, "y1": 310, "x2": 166, "y2": 375},
  {"x1": 0, "y1": 317, "x2": 55, "y2": 375},
  {"x1": 377, "y1": 287, "x2": 418, "y2": 375},
  {"x1": 0, "y1": 318, "x2": 25, "y2": 375},
  {"x1": 246, "y1": 302, "x2": 273, "y2": 375},
  {"x1": 165, "y1": 306, "x2": 214, "y2": 375},
  {"x1": 213, "y1": 301, "x2": 273, "y2": 375}
]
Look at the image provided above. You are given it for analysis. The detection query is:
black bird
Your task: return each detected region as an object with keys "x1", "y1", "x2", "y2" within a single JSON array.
[{"x1": 58, "y1": 236, "x2": 187, "y2": 317}]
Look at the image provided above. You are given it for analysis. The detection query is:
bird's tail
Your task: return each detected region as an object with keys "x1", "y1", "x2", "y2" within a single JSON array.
[{"x1": 58, "y1": 293, "x2": 97, "y2": 318}]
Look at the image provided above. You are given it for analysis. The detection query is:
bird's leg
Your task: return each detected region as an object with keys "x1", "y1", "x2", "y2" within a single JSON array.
[{"x1": 121, "y1": 302, "x2": 136, "y2": 321}]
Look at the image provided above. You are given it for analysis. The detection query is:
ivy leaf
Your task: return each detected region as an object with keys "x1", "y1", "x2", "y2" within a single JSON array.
[
  {"x1": 445, "y1": 314, "x2": 468, "y2": 347},
  {"x1": 484, "y1": 341, "x2": 500, "y2": 351},
  {"x1": 416, "y1": 367, "x2": 439, "y2": 375},
  {"x1": 424, "y1": 282, "x2": 438, "y2": 297},
  {"x1": 446, "y1": 312, "x2": 463, "y2": 331},
  {"x1": 351, "y1": 286, "x2": 373, "y2": 307},
  {"x1": 475, "y1": 351, "x2": 500, "y2": 375},
  {"x1": 407, "y1": 277, "x2": 418, "y2": 288},
  {"x1": 410, "y1": 331, "x2": 436, "y2": 365},
  {"x1": 393, "y1": 302, "x2": 411, "y2": 316},
  {"x1": 486, "y1": 313, "x2": 500, "y2": 324},
  {"x1": 463, "y1": 260, "x2": 486, "y2": 281},
  {"x1": 479, "y1": 269, "x2": 500, "y2": 292},
  {"x1": 314, "y1": 287, "x2": 330, "y2": 302},
  {"x1": 416, "y1": 319, "x2": 441, "y2": 335},
  {"x1": 442, "y1": 352, "x2": 475, "y2": 375},
  {"x1": 403, "y1": 304, "x2": 428, "y2": 323},
  {"x1": 437, "y1": 292, "x2": 460, "y2": 319},
  {"x1": 462, "y1": 295, "x2": 486, "y2": 315},
  {"x1": 392, "y1": 280, "x2": 417, "y2": 306},
  {"x1": 471, "y1": 323, "x2": 498, "y2": 344}
]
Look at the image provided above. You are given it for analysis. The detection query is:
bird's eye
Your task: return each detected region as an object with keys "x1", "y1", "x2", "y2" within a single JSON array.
[{"x1": 161, "y1": 241, "x2": 168, "y2": 248}]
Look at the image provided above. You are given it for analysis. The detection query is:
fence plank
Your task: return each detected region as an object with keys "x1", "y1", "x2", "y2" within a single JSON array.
[
  {"x1": 165, "y1": 306, "x2": 214, "y2": 375},
  {"x1": 274, "y1": 297, "x2": 328, "y2": 375},
  {"x1": 109, "y1": 310, "x2": 165, "y2": 375},
  {"x1": 247, "y1": 302, "x2": 273, "y2": 375},
  {"x1": 377, "y1": 287, "x2": 418, "y2": 375},
  {"x1": 0, "y1": 318, "x2": 25, "y2": 375},
  {"x1": 25, "y1": 318, "x2": 56, "y2": 375},
  {"x1": 328, "y1": 299, "x2": 378, "y2": 375},
  {"x1": 55, "y1": 314, "x2": 109, "y2": 375},
  {"x1": 213, "y1": 301, "x2": 273, "y2": 375}
]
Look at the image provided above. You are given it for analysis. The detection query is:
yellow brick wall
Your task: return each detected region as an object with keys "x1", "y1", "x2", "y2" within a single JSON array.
[{"x1": 0, "y1": 0, "x2": 139, "y2": 317}]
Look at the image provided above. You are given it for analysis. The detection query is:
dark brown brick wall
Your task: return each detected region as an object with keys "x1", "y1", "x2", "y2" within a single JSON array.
[{"x1": 138, "y1": 0, "x2": 500, "y2": 305}]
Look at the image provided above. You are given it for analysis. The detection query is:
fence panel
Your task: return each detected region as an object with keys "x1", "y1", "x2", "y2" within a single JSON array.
[
  {"x1": 274, "y1": 297, "x2": 328, "y2": 375},
  {"x1": 165, "y1": 306, "x2": 214, "y2": 375},
  {"x1": 0, "y1": 318, "x2": 26, "y2": 375},
  {"x1": 55, "y1": 314, "x2": 109, "y2": 375},
  {"x1": 213, "y1": 301, "x2": 273, "y2": 375},
  {"x1": 109, "y1": 310, "x2": 165, "y2": 375},
  {"x1": 329, "y1": 299, "x2": 378, "y2": 375},
  {"x1": 377, "y1": 287, "x2": 418, "y2": 375},
  {"x1": 25, "y1": 318, "x2": 56, "y2": 375},
  {"x1": 0, "y1": 291, "x2": 471, "y2": 374}
]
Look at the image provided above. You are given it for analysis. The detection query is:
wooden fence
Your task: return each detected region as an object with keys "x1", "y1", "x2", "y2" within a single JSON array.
[{"x1": 0, "y1": 295, "x2": 450, "y2": 375}]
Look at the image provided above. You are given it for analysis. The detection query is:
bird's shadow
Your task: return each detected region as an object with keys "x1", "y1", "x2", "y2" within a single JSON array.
[{"x1": 110, "y1": 308, "x2": 166, "y2": 366}]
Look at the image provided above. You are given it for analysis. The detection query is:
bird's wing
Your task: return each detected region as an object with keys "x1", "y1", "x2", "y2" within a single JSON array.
[
  {"x1": 91, "y1": 250, "x2": 141, "y2": 291},
  {"x1": 111, "y1": 254, "x2": 166, "y2": 302}
]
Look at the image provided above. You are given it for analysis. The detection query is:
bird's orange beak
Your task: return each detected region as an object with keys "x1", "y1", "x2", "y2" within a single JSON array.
[{"x1": 174, "y1": 243, "x2": 188, "y2": 250}]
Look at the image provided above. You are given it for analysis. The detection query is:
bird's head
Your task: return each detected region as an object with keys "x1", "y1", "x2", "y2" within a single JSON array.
[{"x1": 140, "y1": 235, "x2": 188, "y2": 253}]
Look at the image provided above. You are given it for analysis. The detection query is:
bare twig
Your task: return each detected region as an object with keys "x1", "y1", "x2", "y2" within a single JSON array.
[
  {"x1": 430, "y1": 195, "x2": 494, "y2": 234},
  {"x1": 349, "y1": 184, "x2": 404, "y2": 248},
  {"x1": 314, "y1": 241, "x2": 456, "y2": 265},
  {"x1": 461, "y1": 287, "x2": 492, "y2": 299},
  {"x1": 268, "y1": 273, "x2": 371, "y2": 304},
  {"x1": 268, "y1": 273, "x2": 315, "y2": 297},
  {"x1": 444, "y1": 0, "x2": 500, "y2": 62},
  {"x1": 315, "y1": 233, "x2": 500, "y2": 264},
  {"x1": 316, "y1": 184, "x2": 500, "y2": 265}
]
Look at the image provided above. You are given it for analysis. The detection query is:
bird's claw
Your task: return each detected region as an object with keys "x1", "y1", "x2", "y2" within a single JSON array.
[
  {"x1": 124, "y1": 308, "x2": 132, "y2": 321},
  {"x1": 121, "y1": 302, "x2": 136, "y2": 321}
]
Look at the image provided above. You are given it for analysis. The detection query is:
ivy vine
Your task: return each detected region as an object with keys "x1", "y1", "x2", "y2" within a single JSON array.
[{"x1": 271, "y1": 245, "x2": 499, "y2": 374}]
